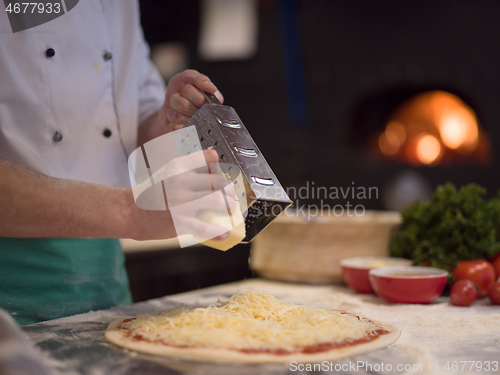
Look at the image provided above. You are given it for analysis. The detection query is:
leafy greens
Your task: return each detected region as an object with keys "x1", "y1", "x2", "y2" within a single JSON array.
[{"x1": 390, "y1": 182, "x2": 500, "y2": 272}]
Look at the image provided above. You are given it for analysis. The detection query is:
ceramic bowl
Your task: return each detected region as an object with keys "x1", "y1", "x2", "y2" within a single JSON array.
[
  {"x1": 340, "y1": 257, "x2": 412, "y2": 293},
  {"x1": 369, "y1": 266, "x2": 448, "y2": 304}
]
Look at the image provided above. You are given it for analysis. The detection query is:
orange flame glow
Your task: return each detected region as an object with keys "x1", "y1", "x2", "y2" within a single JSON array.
[{"x1": 376, "y1": 90, "x2": 488, "y2": 166}]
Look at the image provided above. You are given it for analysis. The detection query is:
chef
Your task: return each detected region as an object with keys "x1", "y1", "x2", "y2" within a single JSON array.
[{"x1": 0, "y1": 1, "x2": 226, "y2": 325}]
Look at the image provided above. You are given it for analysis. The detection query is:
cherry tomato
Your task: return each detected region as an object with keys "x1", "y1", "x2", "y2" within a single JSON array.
[
  {"x1": 490, "y1": 253, "x2": 500, "y2": 279},
  {"x1": 487, "y1": 281, "x2": 500, "y2": 305},
  {"x1": 451, "y1": 259, "x2": 496, "y2": 297},
  {"x1": 450, "y1": 280, "x2": 478, "y2": 306}
]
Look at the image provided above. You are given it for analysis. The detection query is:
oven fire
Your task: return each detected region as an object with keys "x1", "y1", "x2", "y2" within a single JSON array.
[{"x1": 374, "y1": 90, "x2": 490, "y2": 166}]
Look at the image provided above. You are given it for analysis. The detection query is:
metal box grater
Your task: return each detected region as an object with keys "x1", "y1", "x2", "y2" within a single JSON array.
[{"x1": 175, "y1": 92, "x2": 293, "y2": 243}]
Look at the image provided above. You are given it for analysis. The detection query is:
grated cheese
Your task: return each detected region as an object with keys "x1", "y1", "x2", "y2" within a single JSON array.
[{"x1": 118, "y1": 291, "x2": 384, "y2": 352}]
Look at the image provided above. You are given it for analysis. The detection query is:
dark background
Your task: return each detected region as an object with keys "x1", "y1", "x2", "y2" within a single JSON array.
[{"x1": 126, "y1": 0, "x2": 500, "y2": 301}]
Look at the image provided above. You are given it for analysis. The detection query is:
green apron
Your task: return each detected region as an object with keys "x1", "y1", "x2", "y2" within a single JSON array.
[{"x1": 0, "y1": 238, "x2": 132, "y2": 325}]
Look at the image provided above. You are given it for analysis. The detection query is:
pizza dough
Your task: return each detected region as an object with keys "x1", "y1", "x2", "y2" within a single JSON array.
[{"x1": 105, "y1": 291, "x2": 400, "y2": 363}]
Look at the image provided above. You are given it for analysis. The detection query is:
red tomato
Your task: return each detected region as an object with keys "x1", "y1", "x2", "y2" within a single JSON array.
[
  {"x1": 490, "y1": 253, "x2": 500, "y2": 279},
  {"x1": 450, "y1": 280, "x2": 478, "y2": 306},
  {"x1": 487, "y1": 281, "x2": 500, "y2": 305},
  {"x1": 451, "y1": 259, "x2": 496, "y2": 297}
]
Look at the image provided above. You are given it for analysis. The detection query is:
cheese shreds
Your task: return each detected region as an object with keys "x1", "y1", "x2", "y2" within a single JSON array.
[{"x1": 118, "y1": 291, "x2": 385, "y2": 352}]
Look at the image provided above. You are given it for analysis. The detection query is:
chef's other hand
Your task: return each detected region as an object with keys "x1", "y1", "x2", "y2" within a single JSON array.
[
  {"x1": 154, "y1": 150, "x2": 237, "y2": 241},
  {"x1": 159, "y1": 69, "x2": 224, "y2": 133}
]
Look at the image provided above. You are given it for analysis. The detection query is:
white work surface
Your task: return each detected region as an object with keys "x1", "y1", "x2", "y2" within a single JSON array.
[{"x1": 23, "y1": 278, "x2": 500, "y2": 375}]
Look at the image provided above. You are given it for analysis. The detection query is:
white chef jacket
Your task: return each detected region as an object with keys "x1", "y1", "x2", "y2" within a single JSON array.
[{"x1": 0, "y1": 0, "x2": 166, "y2": 187}]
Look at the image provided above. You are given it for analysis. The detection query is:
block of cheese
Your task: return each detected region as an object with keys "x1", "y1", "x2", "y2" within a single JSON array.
[{"x1": 196, "y1": 204, "x2": 245, "y2": 251}]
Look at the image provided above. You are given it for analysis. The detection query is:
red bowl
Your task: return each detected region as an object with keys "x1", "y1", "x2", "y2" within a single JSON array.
[
  {"x1": 369, "y1": 266, "x2": 448, "y2": 304},
  {"x1": 340, "y1": 257, "x2": 412, "y2": 294}
]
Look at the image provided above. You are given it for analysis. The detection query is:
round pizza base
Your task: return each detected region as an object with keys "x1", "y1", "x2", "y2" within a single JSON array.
[{"x1": 105, "y1": 318, "x2": 401, "y2": 364}]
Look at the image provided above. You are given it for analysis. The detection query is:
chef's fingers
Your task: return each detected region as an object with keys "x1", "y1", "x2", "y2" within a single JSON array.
[
  {"x1": 180, "y1": 170, "x2": 236, "y2": 200},
  {"x1": 163, "y1": 171, "x2": 228, "y2": 194},
  {"x1": 164, "y1": 150, "x2": 226, "y2": 184},
  {"x1": 152, "y1": 150, "x2": 229, "y2": 191},
  {"x1": 181, "y1": 84, "x2": 207, "y2": 108},
  {"x1": 207, "y1": 171, "x2": 236, "y2": 199},
  {"x1": 160, "y1": 70, "x2": 224, "y2": 132},
  {"x1": 197, "y1": 192, "x2": 237, "y2": 212},
  {"x1": 187, "y1": 71, "x2": 217, "y2": 93},
  {"x1": 171, "y1": 84, "x2": 222, "y2": 118},
  {"x1": 188, "y1": 173, "x2": 236, "y2": 200},
  {"x1": 176, "y1": 216, "x2": 230, "y2": 240},
  {"x1": 214, "y1": 90, "x2": 224, "y2": 103},
  {"x1": 182, "y1": 71, "x2": 224, "y2": 104},
  {"x1": 150, "y1": 150, "x2": 211, "y2": 180},
  {"x1": 166, "y1": 150, "x2": 220, "y2": 177},
  {"x1": 169, "y1": 92, "x2": 199, "y2": 117},
  {"x1": 203, "y1": 149, "x2": 219, "y2": 165},
  {"x1": 165, "y1": 186, "x2": 237, "y2": 212},
  {"x1": 165, "y1": 107, "x2": 190, "y2": 129}
]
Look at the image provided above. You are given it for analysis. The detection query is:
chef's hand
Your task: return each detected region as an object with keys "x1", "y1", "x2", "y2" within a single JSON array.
[
  {"x1": 158, "y1": 69, "x2": 224, "y2": 133},
  {"x1": 141, "y1": 149, "x2": 236, "y2": 241}
]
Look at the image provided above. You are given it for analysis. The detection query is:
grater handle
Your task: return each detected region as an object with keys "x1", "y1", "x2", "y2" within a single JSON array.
[{"x1": 202, "y1": 90, "x2": 221, "y2": 105}]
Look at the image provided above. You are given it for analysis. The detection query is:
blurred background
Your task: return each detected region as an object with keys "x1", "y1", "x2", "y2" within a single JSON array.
[{"x1": 124, "y1": 0, "x2": 500, "y2": 301}]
